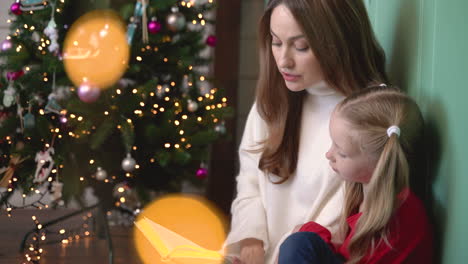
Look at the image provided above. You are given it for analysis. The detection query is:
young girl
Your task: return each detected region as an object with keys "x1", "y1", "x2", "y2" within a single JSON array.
[{"x1": 278, "y1": 87, "x2": 433, "y2": 264}]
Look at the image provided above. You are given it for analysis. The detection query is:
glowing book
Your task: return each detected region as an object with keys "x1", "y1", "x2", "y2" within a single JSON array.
[{"x1": 135, "y1": 217, "x2": 232, "y2": 264}]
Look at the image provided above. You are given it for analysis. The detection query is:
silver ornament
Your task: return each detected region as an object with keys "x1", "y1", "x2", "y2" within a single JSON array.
[
  {"x1": 214, "y1": 122, "x2": 226, "y2": 134},
  {"x1": 121, "y1": 153, "x2": 136, "y2": 172},
  {"x1": 166, "y1": 10, "x2": 186, "y2": 32},
  {"x1": 95, "y1": 167, "x2": 108, "y2": 181},
  {"x1": 187, "y1": 99, "x2": 198, "y2": 112}
]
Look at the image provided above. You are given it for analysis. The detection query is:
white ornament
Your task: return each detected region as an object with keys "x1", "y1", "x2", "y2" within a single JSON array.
[
  {"x1": 121, "y1": 153, "x2": 136, "y2": 172},
  {"x1": 187, "y1": 99, "x2": 198, "y2": 112},
  {"x1": 95, "y1": 167, "x2": 108, "y2": 181},
  {"x1": 33, "y1": 147, "x2": 55, "y2": 183},
  {"x1": 3, "y1": 83, "x2": 16, "y2": 107},
  {"x1": 44, "y1": 18, "x2": 59, "y2": 54}
]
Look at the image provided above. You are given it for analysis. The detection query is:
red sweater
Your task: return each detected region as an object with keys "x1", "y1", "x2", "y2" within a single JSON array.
[{"x1": 299, "y1": 190, "x2": 433, "y2": 263}]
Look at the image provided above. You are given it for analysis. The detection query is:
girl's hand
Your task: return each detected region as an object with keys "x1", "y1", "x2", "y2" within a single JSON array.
[{"x1": 239, "y1": 238, "x2": 265, "y2": 264}]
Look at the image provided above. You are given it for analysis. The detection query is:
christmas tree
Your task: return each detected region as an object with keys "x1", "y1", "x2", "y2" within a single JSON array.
[{"x1": 0, "y1": 0, "x2": 232, "y2": 214}]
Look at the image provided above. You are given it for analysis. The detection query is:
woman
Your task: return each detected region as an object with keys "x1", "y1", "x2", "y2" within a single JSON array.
[{"x1": 225, "y1": 0, "x2": 388, "y2": 263}]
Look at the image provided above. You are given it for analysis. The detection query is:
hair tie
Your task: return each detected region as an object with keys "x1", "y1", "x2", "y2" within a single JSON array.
[{"x1": 387, "y1": 125, "x2": 400, "y2": 138}]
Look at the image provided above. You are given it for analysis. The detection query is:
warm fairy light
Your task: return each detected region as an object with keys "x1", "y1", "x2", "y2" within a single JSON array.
[
  {"x1": 201, "y1": 20, "x2": 206, "y2": 26},
  {"x1": 170, "y1": 82, "x2": 176, "y2": 87},
  {"x1": 118, "y1": 187, "x2": 125, "y2": 193},
  {"x1": 7, "y1": 20, "x2": 11, "y2": 24},
  {"x1": 179, "y1": 130, "x2": 184, "y2": 135},
  {"x1": 165, "y1": 143, "x2": 171, "y2": 148},
  {"x1": 127, "y1": 119, "x2": 132, "y2": 123},
  {"x1": 188, "y1": 65, "x2": 193, "y2": 70},
  {"x1": 132, "y1": 89, "x2": 138, "y2": 94},
  {"x1": 80, "y1": 177, "x2": 84, "y2": 181},
  {"x1": 13, "y1": 177, "x2": 17, "y2": 182},
  {"x1": 174, "y1": 120, "x2": 180, "y2": 126},
  {"x1": 159, "y1": 107, "x2": 165, "y2": 112},
  {"x1": 150, "y1": 158, "x2": 155, "y2": 163},
  {"x1": 59, "y1": 229, "x2": 66, "y2": 234},
  {"x1": 133, "y1": 146, "x2": 137, "y2": 150},
  {"x1": 205, "y1": 93, "x2": 210, "y2": 98},
  {"x1": 139, "y1": 102, "x2": 145, "y2": 107},
  {"x1": 116, "y1": 89, "x2": 122, "y2": 94},
  {"x1": 174, "y1": 144, "x2": 180, "y2": 149},
  {"x1": 217, "y1": 103, "x2": 223, "y2": 108},
  {"x1": 163, "y1": 58, "x2": 168, "y2": 62},
  {"x1": 198, "y1": 14, "x2": 203, "y2": 19},
  {"x1": 222, "y1": 97, "x2": 227, "y2": 102},
  {"x1": 136, "y1": 56, "x2": 142, "y2": 61},
  {"x1": 165, "y1": 87, "x2": 170, "y2": 92},
  {"x1": 174, "y1": 102, "x2": 180, "y2": 107},
  {"x1": 32, "y1": 216, "x2": 36, "y2": 220},
  {"x1": 164, "y1": 97, "x2": 170, "y2": 101},
  {"x1": 61, "y1": 239, "x2": 69, "y2": 244},
  {"x1": 104, "y1": 111, "x2": 109, "y2": 115},
  {"x1": 37, "y1": 224, "x2": 43, "y2": 230},
  {"x1": 35, "y1": 189, "x2": 40, "y2": 194},
  {"x1": 182, "y1": 115, "x2": 188, "y2": 120},
  {"x1": 89, "y1": 159, "x2": 95, "y2": 164},
  {"x1": 77, "y1": 116, "x2": 83, "y2": 121},
  {"x1": 153, "y1": 104, "x2": 159, "y2": 108},
  {"x1": 70, "y1": 114, "x2": 76, "y2": 118},
  {"x1": 205, "y1": 106, "x2": 210, "y2": 110},
  {"x1": 181, "y1": 138, "x2": 186, "y2": 142},
  {"x1": 150, "y1": 92, "x2": 155, "y2": 96},
  {"x1": 197, "y1": 117, "x2": 202, "y2": 122},
  {"x1": 85, "y1": 231, "x2": 90, "y2": 236},
  {"x1": 134, "y1": 110, "x2": 143, "y2": 115},
  {"x1": 125, "y1": 173, "x2": 131, "y2": 177},
  {"x1": 192, "y1": 20, "x2": 197, "y2": 24},
  {"x1": 135, "y1": 164, "x2": 140, "y2": 169},
  {"x1": 186, "y1": 144, "x2": 192, "y2": 149},
  {"x1": 198, "y1": 97, "x2": 203, "y2": 101},
  {"x1": 104, "y1": 179, "x2": 110, "y2": 183},
  {"x1": 117, "y1": 125, "x2": 122, "y2": 129}
]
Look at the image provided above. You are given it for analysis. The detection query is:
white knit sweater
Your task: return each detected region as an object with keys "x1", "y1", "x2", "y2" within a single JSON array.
[{"x1": 225, "y1": 82, "x2": 345, "y2": 264}]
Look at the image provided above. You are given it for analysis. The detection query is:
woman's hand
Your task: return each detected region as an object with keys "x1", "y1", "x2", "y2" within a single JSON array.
[{"x1": 239, "y1": 238, "x2": 265, "y2": 264}]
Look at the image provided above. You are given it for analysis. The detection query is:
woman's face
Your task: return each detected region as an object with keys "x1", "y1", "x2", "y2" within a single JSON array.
[{"x1": 270, "y1": 4, "x2": 325, "y2": 92}]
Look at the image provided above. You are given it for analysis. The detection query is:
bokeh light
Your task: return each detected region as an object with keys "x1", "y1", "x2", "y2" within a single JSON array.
[
  {"x1": 134, "y1": 194, "x2": 228, "y2": 264},
  {"x1": 63, "y1": 10, "x2": 129, "y2": 89}
]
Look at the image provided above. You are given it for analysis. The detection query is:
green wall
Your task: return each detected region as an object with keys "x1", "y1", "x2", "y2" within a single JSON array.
[{"x1": 365, "y1": 0, "x2": 468, "y2": 262}]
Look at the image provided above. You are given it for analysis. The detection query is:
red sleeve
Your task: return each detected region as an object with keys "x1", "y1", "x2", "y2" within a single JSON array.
[
  {"x1": 299, "y1": 221, "x2": 334, "y2": 248},
  {"x1": 362, "y1": 193, "x2": 433, "y2": 264}
]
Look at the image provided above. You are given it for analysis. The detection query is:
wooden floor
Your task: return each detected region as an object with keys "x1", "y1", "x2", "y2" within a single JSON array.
[{"x1": 0, "y1": 209, "x2": 142, "y2": 264}]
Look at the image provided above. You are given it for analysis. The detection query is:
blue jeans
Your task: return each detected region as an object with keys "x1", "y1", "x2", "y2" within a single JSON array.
[{"x1": 278, "y1": 232, "x2": 344, "y2": 264}]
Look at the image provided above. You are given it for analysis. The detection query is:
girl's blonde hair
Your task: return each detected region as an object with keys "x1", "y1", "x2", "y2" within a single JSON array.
[
  {"x1": 335, "y1": 87, "x2": 424, "y2": 263},
  {"x1": 256, "y1": 0, "x2": 388, "y2": 183}
]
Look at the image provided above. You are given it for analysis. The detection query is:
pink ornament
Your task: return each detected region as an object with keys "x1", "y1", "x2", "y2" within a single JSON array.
[
  {"x1": 10, "y1": 2, "x2": 22, "y2": 15},
  {"x1": 1, "y1": 39, "x2": 13, "y2": 51},
  {"x1": 6, "y1": 70, "x2": 24, "y2": 81},
  {"x1": 78, "y1": 83, "x2": 101, "y2": 103},
  {"x1": 148, "y1": 21, "x2": 162, "y2": 34},
  {"x1": 206, "y1": 35, "x2": 217, "y2": 47},
  {"x1": 196, "y1": 167, "x2": 208, "y2": 179}
]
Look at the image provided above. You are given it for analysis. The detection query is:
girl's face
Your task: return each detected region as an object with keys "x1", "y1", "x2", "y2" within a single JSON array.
[
  {"x1": 325, "y1": 112, "x2": 376, "y2": 183},
  {"x1": 270, "y1": 4, "x2": 325, "y2": 92}
]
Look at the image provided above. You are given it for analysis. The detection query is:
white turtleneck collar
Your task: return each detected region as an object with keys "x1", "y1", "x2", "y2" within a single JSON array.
[{"x1": 305, "y1": 80, "x2": 337, "y2": 96}]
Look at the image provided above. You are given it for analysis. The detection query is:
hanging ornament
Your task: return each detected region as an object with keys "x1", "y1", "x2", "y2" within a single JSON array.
[
  {"x1": 195, "y1": 163, "x2": 208, "y2": 180},
  {"x1": 44, "y1": 94, "x2": 62, "y2": 114},
  {"x1": 20, "y1": 0, "x2": 50, "y2": 11},
  {"x1": 44, "y1": 15, "x2": 60, "y2": 54},
  {"x1": 77, "y1": 83, "x2": 101, "y2": 103},
  {"x1": 148, "y1": 18, "x2": 162, "y2": 34},
  {"x1": 121, "y1": 153, "x2": 136, "y2": 172},
  {"x1": 214, "y1": 121, "x2": 227, "y2": 134},
  {"x1": 0, "y1": 39, "x2": 13, "y2": 52},
  {"x1": 54, "y1": 86, "x2": 72, "y2": 100},
  {"x1": 10, "y1": 2, "x2": 22, "y2": 15},
  {"x1": 51, "y1": 180, "x2": 63, "y2": 202},
  {"x1": 95, "y1": 167, "x2": 108, "y2": 181},
  {"x1": 127, "y1": 17, "x2": 138, "y2": 44},
  {"x1": 23, "y1": 112, "x2": 35, "y2": 129},
  {"x1": 181, "y1": 74, "x2": 190, "y2": 93},
  {"x1": 206, "y1": 35, "x2": 217, "y2": 47},
  {"x1": 166, "y1": 7, "x2": 186, "y2": 32},
  {"x1": 187, "y1": 99, "x2": 198, "y2": 112},
  {"x1": 6, "y1": 70, "x2": 25, "y2": 81},
  {"x1": 33, "y1": 147, "x2": 55, "y2": 183},
  {"x1": 3, "y1": 83, "x2": 16, "y2": 108}
]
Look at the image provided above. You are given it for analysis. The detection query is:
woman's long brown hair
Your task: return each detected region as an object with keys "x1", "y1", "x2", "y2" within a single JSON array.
[{"x1": 256, "y1": 0, "x2": 388, "y2": 183}]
